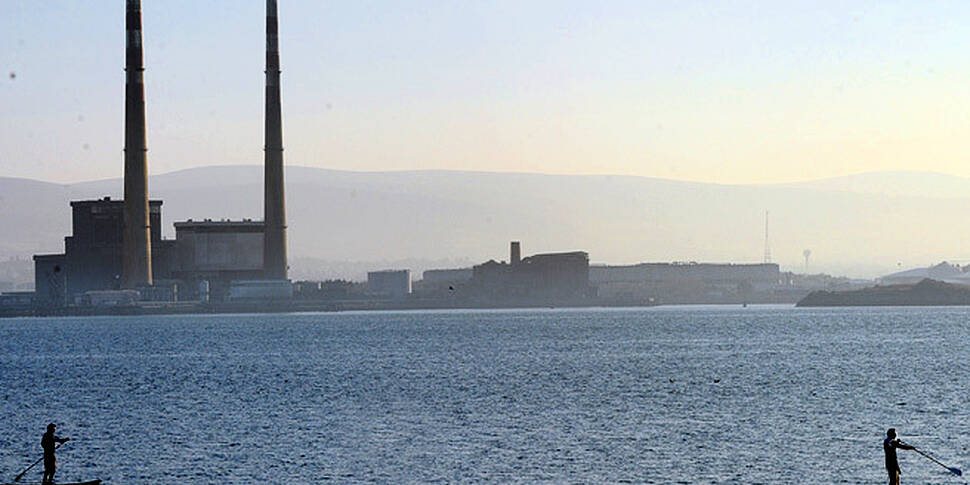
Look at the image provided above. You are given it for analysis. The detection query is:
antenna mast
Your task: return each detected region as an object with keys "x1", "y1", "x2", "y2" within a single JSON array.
[{"x1": 763, "y1": 210, "x2": 771, "y2": 264}]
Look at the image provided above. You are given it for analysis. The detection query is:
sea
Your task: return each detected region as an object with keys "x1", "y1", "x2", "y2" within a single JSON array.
[{"x1": 1, "y1": 306, "x2": 969, "y2": 484}]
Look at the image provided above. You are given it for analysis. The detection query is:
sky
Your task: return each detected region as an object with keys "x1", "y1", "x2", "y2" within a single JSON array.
[{"x1": 2, "y1": 1, "x2": 970, "y2": 184}]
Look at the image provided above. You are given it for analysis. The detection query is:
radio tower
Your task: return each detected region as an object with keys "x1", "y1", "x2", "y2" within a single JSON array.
[{"x1": 763, "y1": 210, "x2": 771, "y2": 264}]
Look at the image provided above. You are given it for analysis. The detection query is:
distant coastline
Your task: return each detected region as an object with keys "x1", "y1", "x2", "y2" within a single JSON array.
[{"x1": 797, "y1": 279, "x2": 970, "y2": 307}]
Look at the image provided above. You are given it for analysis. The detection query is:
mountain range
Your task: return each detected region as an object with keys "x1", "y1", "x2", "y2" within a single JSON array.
[{"x1": 3, "y1": 166, "x2": 970, "y2": 279}]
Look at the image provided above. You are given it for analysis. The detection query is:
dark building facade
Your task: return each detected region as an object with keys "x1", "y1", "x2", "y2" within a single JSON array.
[
  {"x1": 468, "y1": 243, "x2": 594, "y2": 304},
  {"x1": 172, "y1": 220, "x2": 265, "y2": 300},
  {"x1": 33, "y1": 197, "x2": 174, "y2": 305},
  {"x1": 32, "y1": 205, "x2": 270, "y2": 306}
]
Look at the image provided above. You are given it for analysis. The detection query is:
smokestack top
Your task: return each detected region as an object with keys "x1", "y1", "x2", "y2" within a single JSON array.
[
  {"x1": 125, "y1": 0, "x2": 144, "y2": 82},
  {"x1": 265, "y1": 0, "x2": 280, "y2": 86}
]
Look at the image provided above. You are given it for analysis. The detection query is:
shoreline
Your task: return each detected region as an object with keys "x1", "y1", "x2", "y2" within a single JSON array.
[{"x1": 0, "y1": 297, "x2": 813, "y2": 319}]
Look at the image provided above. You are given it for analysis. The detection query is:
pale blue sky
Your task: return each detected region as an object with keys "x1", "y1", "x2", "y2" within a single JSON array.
[{"x1": 3, "y1": 1, "x2": 970, "y2": 183}]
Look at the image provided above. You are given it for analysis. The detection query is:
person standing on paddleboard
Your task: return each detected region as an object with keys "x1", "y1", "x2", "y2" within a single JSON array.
[
  {"x1": 884, "y1": 428, "x2": 914, "y2": 485},
  {"x1": 41, "y1": 423, "x2": 70, "y2": 485}
]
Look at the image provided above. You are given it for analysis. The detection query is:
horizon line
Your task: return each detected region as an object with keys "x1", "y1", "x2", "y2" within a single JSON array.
[{"x1": 2, "y1": 164, "x2": 964, "y2": 189}]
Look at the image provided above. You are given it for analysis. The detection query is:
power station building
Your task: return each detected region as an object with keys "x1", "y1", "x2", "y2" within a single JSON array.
[
  {"x1": 32, "y1": 200, "x2": 270, "y2": 304},
  {"x1": 31, "y1": 0, "x2": 289, "y2": 307},
  {"x1": 33, "y1": 197, "x2": 176, "y2": 306},
  {"x1": 173, "y1": 220, "x2": 266, "y2": 300}
]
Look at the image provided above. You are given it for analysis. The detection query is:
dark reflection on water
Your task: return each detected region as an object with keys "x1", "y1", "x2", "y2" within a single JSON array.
[{"x1": 1, "y1": 307, "x2": 968, "y2": 484}]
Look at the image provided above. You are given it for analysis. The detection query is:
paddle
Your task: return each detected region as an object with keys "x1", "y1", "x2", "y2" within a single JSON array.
[
  {"x1": 13, "y1": 440, "x2": 66, "y2": 483},
  {"x1": 902, "y1": 442, "x2": 962, "y2": 476}
]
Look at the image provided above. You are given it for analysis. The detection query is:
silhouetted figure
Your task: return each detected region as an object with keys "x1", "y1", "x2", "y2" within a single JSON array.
[
  {"x1": 41, "y1": 423, "x2": 69, "y2": 485},
  {"x1": 884, "y1": 428, "x2": 914, "y2": 485}
]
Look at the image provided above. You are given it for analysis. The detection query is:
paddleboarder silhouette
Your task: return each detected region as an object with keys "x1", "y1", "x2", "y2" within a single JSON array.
[
  {"x1": 884, "y1": 428, "x2": 914, "y2": 485},
  {"x1": 41, "y1": 423, "x2": 70, "y2": 485}
]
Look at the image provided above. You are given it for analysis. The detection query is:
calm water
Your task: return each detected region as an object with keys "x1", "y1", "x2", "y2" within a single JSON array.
[{"x1": 2, "y1": 306, "x2": 970, "y2": 484}]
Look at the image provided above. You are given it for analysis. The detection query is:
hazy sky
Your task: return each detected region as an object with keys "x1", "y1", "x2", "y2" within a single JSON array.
[{"x1": 3, "y1": 1, "x2": 970, "y2": 184}]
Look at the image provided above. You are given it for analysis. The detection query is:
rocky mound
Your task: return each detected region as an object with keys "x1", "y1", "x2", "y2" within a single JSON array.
[{"x1": 796, "y1": 278, "x2": 970, "y2": 306}]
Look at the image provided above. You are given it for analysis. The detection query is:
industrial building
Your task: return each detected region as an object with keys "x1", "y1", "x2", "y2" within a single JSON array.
[
  {"x1": 466, "y1": 242, "x2": 595, "y2": 304},
  {"x1": 416, "y1": 268, "x2": 472, "y2": 295},
  {"x1": 173, "y1": 220, "x2": 266, "y2": 299},
  {"x1": 422, "y1": 268, "x2": 473, "y2": 285},
  {"x1": 31, "y1": 0, "x2": 290, "y2": 308},
  {"x1": 33, "y1": 197, "x2": 176, "y2": 306},
  {"x1": 367, "y1": 270, "x2": 412, "y2": 299},
  {"x1": 591, "y1": 262, "x2": 784, "y2": 304},
  {"x1": 32, "y1": 200, "x2": 270, "y2": 304}
]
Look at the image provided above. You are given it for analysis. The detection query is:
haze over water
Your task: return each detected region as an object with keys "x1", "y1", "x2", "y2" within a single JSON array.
[{"x1": 0, "y1": 307, "x2": 967, "y2": 483}]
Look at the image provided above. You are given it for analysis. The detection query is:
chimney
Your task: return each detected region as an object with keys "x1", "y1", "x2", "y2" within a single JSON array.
[
  {"x1": 122, "y1": 0, "x2": 152, "y2": 288},
  {"x1": 510, "y1": 241, "x2": 521, "y2": 266},
  {"x1": 263, "y1": 0, "x2": 288, "y2": 279}
]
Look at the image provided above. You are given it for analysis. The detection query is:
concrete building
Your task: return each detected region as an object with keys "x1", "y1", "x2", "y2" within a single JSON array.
[
  {"x1": 467, "y1": 242, "x2": 594, "y2": 304},
  {"x1": 32, "y1": 254, "x2": 67, "y2": 307},
  {"x1": 414, "y1": 268, "x2": 473, "y2": 298},
  {"x1": 33, "y1": 197, "x2": 175, "y2": 306},
  {"x1": 591, "y1": 262, "x2": 783, "y2": 304},
  {"x1": 173, "y1": 219, "x2": 265, "y2": 299},
  {"x1": 0, "y1": 291, "x2": 34, "y2": 309},
  {"x1": 367, "y1": 270, "x2": 412, "y2": 299},
  {"x1": 422, "y1": 268, "x2": 473, "y2": 285},
  {"x1": 32, "y1": 207, "x2": 279, "y2": 304}
]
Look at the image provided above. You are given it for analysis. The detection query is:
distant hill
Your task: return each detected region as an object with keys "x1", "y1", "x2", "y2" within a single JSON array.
[
  {"x1": 3, "y1": 166, "x2": 970, "y2": 279},
  {"x1": 779, "y1": 171, "x2": 970, "y2": 199}
]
